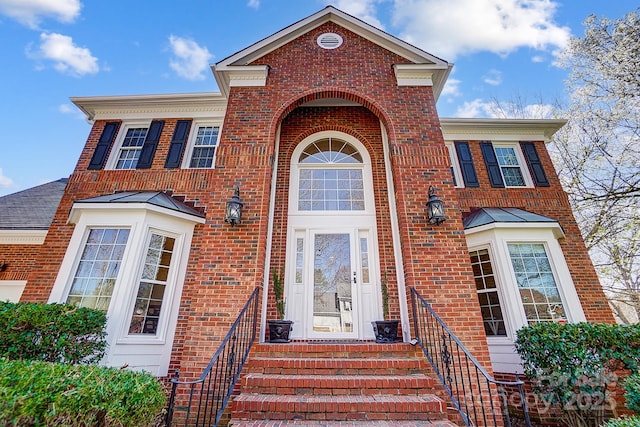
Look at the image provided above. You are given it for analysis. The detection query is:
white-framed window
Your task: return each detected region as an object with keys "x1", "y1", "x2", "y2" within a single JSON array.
[
  {"x1": 445, "y1": 143, "x2": 463, "y2": 188},
  {"x1": 296, "y1": 137, "x2": 366, "y2": 212},
  {"x1": 492, "y1": 144, "x2": 530, "y2": 187},
  {"x1": 128, "y1": 232, "x2": 176, "y2": 335},
  {"x1": 466, "y1": 225, "x2": 586, "y2": 372},
  {"x1": 106, "y1": 123, "x2": 149, "y2": 170},
  {"x1": 183, "y1": 123, "x2": 221, "y2": 168},
  {"x1": 470, "y1": 248, "x2": 507, "y2": 336},
  {"x1": 49, "y1": 203, "x2": 203, "y2": 376},
  {"x1": 66, "y1": 228, "x2": 130, "y2": 311}
]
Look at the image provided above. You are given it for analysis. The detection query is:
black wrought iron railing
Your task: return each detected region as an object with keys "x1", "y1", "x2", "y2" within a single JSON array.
[
  {"x1": 410, "y1": 287, "x2": 531, "y2": 427},
  {"x1": 165, "y1": 286, "x2": 260, "y2": 427}
]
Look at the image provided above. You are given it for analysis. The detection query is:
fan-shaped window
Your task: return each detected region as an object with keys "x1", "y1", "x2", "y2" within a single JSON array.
[
  {"x1": 299, "y1": 138, "x2": 362, "y2": 164},
  {"x1": 298, "y1": 138, "x2": 365, "y2": 211}
]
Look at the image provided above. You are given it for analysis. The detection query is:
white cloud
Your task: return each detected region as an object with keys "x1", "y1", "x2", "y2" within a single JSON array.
[
  {"x1": 34, "y1": 32, "x2": 99, "y2": 76},
  {"x1": 531, "y1": 55, "x2": 545, "y2": 63},
  {"x1": 168, "y1": 35, "x2": 213, "y2": 81},
  {"x1": 454, "y1": 98, "x2": 556, "y2": 118},
  {"x1": 0, "y1": 168, "x2": 15, "y2": 189},
  {"x1": 454, "y1": 99, "x2": 496, "y2": 118},
  {"x1": 483, "y1": 69, "x2": 502, "y2": 86},
  {"x1": 247, "y1": 0, "x2": 260, "y2": 9},
  {"x1": 0, "y1": 0, "x2": 80, "y2": 29},
  {"x1": 327, "y1": 0, "x2": 384, "y2": 29},
  {"x1": 392, "y1": 0, "x2": 570, "y2": 60},
  {"x1": 441, "y1": 77, "x2": 461, "y2": 97}
]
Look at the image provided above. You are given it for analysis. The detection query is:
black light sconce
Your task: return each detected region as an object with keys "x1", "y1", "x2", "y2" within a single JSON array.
[
  {"x1": 224, "y1": 185, "x2": 244, "y2": 226},
  {"x1": 426, "y1": 186, "x2": 446, "y2": 225},
  {"x1": 0, "y1": 262, "x2": 7, "y2": 272}
]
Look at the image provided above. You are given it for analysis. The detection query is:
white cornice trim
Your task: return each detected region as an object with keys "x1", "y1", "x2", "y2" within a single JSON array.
[
  {"x1": 440, "y1": 118, "x2": 566, "y2": 142},
  {"x1": 71, "y1": 92, "x2": 228, "y2": 122},
  {"x1": 465, "y1": 222, "x2": 565, "y2": 239},
  {"x1": 0, "y1": 230, "x2": 47, "y2": 245},
  {"x1": 394, "y1": 64, "x2": 434, "y2": 86},
  {"x1": 69, "y1": 203, "x2": 206, "y2": 225},
  {"x1": 212, "y1": 65, "x2": 269, "y2": 98}
]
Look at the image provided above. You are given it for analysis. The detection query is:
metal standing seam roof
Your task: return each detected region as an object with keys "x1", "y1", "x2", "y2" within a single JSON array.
[
  {"x1": 462, "y1": 207, "x2": 558, "y2": 230},
  {"x1": 73, "y1": 191, "x2": 206, "y2": 218},
  {"x1": 0, "y1": 178, "x2": 68, "y2": 230}
]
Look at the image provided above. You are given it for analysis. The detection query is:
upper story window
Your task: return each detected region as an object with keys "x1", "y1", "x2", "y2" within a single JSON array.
[
  {"x1": 494, "y1": 146, "x2": 526, "y2": 186},
  {"x1": 184, "y1": 123, "x2": 220, "y2": 168},
  {"x1": 297, "y1": 138, "x2": 365, "y2": 211},
  {"x1": 113, "y1": 126, "x2": 149, "y2": 169}
]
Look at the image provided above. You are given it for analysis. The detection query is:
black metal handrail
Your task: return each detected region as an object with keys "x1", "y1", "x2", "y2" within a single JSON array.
[
  {"x1": 410, "y1": 287, "x2": 531, "y2": 427},
  {"x1": 165, "y1": 286, "x2": 260, "y2": 427}
]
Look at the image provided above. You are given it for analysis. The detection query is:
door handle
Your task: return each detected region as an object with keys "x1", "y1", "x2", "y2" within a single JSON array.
[{"x1": 353, "y1": 272, "x2": 357, "y2": 284}]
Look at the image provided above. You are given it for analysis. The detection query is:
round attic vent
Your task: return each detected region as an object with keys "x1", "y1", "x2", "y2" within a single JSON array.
[{"x1": 317, "y1": 33, "x2": 343, "y2": 50}]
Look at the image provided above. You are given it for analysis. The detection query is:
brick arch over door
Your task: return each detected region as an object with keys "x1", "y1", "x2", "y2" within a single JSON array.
[
  {"x1": 267, "y1": 103, "x2": 402, "y2": 327},
  {"x1": 269, "y1": 88, "x2": 395, "y2": 145}
]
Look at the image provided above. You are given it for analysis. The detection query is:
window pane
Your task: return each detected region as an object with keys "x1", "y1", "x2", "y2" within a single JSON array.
[
  {"x1": 128, "y1": 234, "x2": 175, "y2": 335},
  {"x1": 508, "y1": 243, "x2": 567, "y2": 324},
  {"x1": 470, "y1": 249, "x2": 507, "y2": 336},
  {"x1": 67, "y1": 228, "x2": 130, "y2": 311},
  {"x1": 189, "y1": 126, "x2": 220, "y2": 168},
  {"x1": 116, "y1": 127, "x2": 147, "y2": 170}
]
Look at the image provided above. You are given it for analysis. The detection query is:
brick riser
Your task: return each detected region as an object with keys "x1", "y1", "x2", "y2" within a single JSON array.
[{"x1": 229, "y1": 343, "x2": 458, "y2": 426}]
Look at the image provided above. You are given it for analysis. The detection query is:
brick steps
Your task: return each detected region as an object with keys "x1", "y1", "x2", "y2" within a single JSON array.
[
  {"x1": 242, "y1": 373, "x2": 435, "y2": 395},
  {"x1": 228, "y1": 343, "x2": 455, "y2": 425},
  {"x1": 230, "y1": 421, "x2": 458, "y2": 426},
  {"x1": 231, "y1": 394, "x2": 445, "y2": 421},
  {"x1": 248, "y1": 357, "x2": 428, "y2": 375}
]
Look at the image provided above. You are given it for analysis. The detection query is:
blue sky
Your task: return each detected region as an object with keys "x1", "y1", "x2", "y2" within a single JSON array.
[{"x1": 0, "y1": 0, "x2": 634, "y2": 197}]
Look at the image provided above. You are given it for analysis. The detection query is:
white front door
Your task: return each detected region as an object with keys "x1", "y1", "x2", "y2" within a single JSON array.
[
  {"x1": 287, "y1": 227, "x2": 379, "y2": 340},
  {"x1": 285, "y1": 132, "x2": 381, "y2": 340}
]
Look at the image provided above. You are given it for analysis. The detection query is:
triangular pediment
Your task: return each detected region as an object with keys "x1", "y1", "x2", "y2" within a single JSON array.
[{"x1": 213, "y1": 6, "x2": 452, "y2": 98}]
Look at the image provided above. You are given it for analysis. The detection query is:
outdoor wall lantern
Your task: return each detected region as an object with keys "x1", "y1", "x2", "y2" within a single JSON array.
[
  {"x1": 426, "y1": 186, "x2": 446, "y2": 225},
  {"x1": 224, "y1": 185, "x2": 244, "y2": 226}
]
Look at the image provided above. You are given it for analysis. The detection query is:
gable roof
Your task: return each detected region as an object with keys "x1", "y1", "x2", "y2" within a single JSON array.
[
  {"x1": 0, "y1": 178, "x2": 67, "y2": 230},
  {"x1": 213, "y1": 6, "x2": 452, "y2": 99}
]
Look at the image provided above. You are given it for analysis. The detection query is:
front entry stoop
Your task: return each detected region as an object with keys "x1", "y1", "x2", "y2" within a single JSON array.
[{"x1": 228, "y1": 342, "x2": 458, "y2": 426}]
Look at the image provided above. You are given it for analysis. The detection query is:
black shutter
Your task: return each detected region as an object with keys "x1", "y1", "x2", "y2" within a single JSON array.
[
  {"x1": 88, "y1": 122, "x2": 119, "y2": 170},
  {"x1": 136, "y1": 120, "x2": 164, "y2": 169},
  {"x1": 521, "y1": 142, "x2": 550, "y2": 187},
  {"x1": 165, "y1": 120, "x2": 192, "y2": 168},
  {"x1": 454, "y1": 141, "x2": 479, "y2": 187},
  {"x1": 480, "y1": 142, "x2": 505, "y2": 188}
]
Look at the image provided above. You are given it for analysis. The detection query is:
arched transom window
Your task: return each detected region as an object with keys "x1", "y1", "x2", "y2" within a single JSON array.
[{"x1": 297, "y1": 138, "x2": 365, "y2": 211}]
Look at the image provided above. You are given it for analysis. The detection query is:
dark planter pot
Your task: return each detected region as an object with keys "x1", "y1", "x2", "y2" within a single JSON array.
[
  {"x1": 267, "y1": 320, "x2": 294, "y2": 343},
  {"x1": 371, "y1": 320, "x2": 400, "y2": 343}
]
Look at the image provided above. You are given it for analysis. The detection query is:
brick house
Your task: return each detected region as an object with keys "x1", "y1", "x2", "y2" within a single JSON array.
[{"x1": 0, "y1": 6, "x2": 613, "y2": 422}]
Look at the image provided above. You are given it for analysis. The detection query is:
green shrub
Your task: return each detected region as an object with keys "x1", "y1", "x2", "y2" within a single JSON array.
[
  {"x1": 0, "y1": 301, "x2": 106, "y2": 364},
  {"x1": 604, "y1": 416, "x2": 640, "y2": 427},
  {"x1": 0, "y1": 358, "x2": 167, "y2": 426},
  {"x1": 514, "y1": 322, "x2": 640, "y2": 427},
  {"x1": 625, "y1": 373, "x2": 640, "y2": 413}
]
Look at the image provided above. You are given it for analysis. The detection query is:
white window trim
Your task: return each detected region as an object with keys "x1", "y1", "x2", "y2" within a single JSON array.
[
  {"x1": 445, "y1": 142, "x2": 463, "y2": 188},
  {"x1": 181, "y1": 121, "x2": 223, "y2": 169},
  {"x1": 104, "y1": 121, "x2": 150, "y2": 170},
  {"x1": 492, "y1": 143, "x2": 534, "y2": 188},
  {"x1": 49, "y1": 203, "x2": 203, "y2": 376},
  {"x1": 466, "y1": 224, "x2": 586, "y2": 373}
]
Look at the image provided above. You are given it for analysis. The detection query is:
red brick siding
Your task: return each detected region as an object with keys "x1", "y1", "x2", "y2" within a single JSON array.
[
  {"x1": 0, "y1": 244, "x2": 42, "y2": 283},
  {"x1": 456, "y1": 140, "x2": 614, "y2": 324}
]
